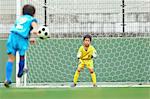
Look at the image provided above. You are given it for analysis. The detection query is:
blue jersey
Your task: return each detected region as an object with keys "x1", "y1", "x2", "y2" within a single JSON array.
[{"x1": 10, "y1": 15, "x2": 37, "y2": 39}]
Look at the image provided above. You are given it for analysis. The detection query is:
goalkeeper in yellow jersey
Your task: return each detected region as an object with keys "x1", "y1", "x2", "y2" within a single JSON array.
[{"x1": 71, "y1": 34, "x2": 97, "y2": 87}]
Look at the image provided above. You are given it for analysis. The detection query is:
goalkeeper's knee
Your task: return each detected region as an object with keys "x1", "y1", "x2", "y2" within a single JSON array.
[
  {"x1": 90, "y1": 71, "x2": 94, "y2": 74},
  {"x1": 89, "y1": 69, "x2": 94, "y2": 74},
  {"x1": 77, "y1": 67, "x2": 82, "y2": 72},
  {"x1": 77, "y1": 69, "x2": 81, "y2": 72}
]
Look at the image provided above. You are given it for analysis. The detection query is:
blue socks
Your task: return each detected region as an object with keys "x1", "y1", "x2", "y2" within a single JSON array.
[
  {"x1": 17, "y1": 56, "x2": 25, "y2": 77},
  {"x1": 6, "y1": 62, "x2": 13, "y2": 81},
  {"x1": 6, "y1": 56, "x2": 25, "y2": 81}
]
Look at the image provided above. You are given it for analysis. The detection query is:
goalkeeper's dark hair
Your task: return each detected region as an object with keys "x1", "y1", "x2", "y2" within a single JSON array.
[
  {"x1": 22, "y1": 4, "x2": 35, "y2": 16},
  {"x1": 83, "y1": 34, "x2": 92, "y2": 41}
]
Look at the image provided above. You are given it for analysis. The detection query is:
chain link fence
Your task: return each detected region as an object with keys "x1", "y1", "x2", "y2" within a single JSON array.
[{"x1": 0, "y1": 0, "x2": 150, "y2": 38}]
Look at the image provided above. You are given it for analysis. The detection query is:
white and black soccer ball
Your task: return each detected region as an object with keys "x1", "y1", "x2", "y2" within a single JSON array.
[{"x1": 38, "y1": 26, "x2": 49, "y2": 39}]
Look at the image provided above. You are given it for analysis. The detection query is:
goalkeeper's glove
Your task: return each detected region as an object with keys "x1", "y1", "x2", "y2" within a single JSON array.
[
  {"x1": 92, "y1": 50, "x2": 97, "y2": 58},
  {"x1": 77, "y1": 52, "x2": 81, "y2": 59}
]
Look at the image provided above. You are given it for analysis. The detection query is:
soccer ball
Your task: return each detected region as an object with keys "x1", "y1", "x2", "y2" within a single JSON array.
[{"x1": 38, "y1": 26, "x2": 49, "y2": 39}]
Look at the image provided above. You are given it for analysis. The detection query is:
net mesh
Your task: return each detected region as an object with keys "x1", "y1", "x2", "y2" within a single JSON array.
[{"x1": 26, "y1": 38, "x2": 150, "y2": 85}]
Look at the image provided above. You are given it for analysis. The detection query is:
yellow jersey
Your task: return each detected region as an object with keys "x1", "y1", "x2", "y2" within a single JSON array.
[{"x1": 77, "y1": 45, "x2": 96, "y2": 60}]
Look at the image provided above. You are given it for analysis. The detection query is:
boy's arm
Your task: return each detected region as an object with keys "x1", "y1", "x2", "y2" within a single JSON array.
[
  {"x1": 31, "y1": 22, "x2": 38, "y2": 35},
  {"x1": 29, "y1": 22, "x2": 38, "y2": 45}
]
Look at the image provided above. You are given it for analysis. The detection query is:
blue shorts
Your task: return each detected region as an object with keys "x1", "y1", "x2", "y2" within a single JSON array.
[{"x1": 6, "y1": 32, "x2": 29, "y2": 56}]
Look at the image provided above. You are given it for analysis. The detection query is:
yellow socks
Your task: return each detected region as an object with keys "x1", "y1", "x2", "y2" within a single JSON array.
[
  {"x1": 73, "y1": 70, "x2": 80, "y2": 84},
  {"x1": 73, "y1": 70, "x2": 96, "y2": 85},
  {"x1": 91, "y1": 72, "x2": 96, "y2": 85}
]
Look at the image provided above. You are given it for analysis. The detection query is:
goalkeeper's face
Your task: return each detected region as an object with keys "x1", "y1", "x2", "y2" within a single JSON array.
[{"x1": 83, "y1": 38, "x2": 91, "y2": 47}]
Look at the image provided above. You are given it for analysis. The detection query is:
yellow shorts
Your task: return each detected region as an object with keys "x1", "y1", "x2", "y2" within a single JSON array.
[{"x1": 78, "y1": 59, "x2": 94, "y2": 69}]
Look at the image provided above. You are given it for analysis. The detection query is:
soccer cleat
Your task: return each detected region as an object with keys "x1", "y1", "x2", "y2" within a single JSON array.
[
  {"x1": 17, "y1": 68, "x2": 29, "y2": 78},
  {"x1": 4, "y1": 80, "x2": 12, "y2": 88},
  {"x1": 93, "y1": 84, "x2": 97, "y2": 87},
  {"x1": 70, "y1": 83, "x2": 77, "y2": 87}
]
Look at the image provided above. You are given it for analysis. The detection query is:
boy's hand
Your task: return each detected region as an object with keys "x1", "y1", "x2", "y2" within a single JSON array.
[{"x1": 29, "y1": 38, "x2": 36, "y2": 45}]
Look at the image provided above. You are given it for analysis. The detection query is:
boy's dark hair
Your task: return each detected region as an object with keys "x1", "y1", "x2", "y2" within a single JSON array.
[
  {"x1": 83, "y1": 34, "x2": 92, "y2": 41},
  {"x1": 22, "y1": 4, "x2": 35, "y2": 16}
]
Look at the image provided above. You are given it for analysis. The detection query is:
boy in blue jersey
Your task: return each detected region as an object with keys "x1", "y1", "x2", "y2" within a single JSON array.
[{"x1": 4, "y1": 4, "x2": 38, "y2": 87}]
